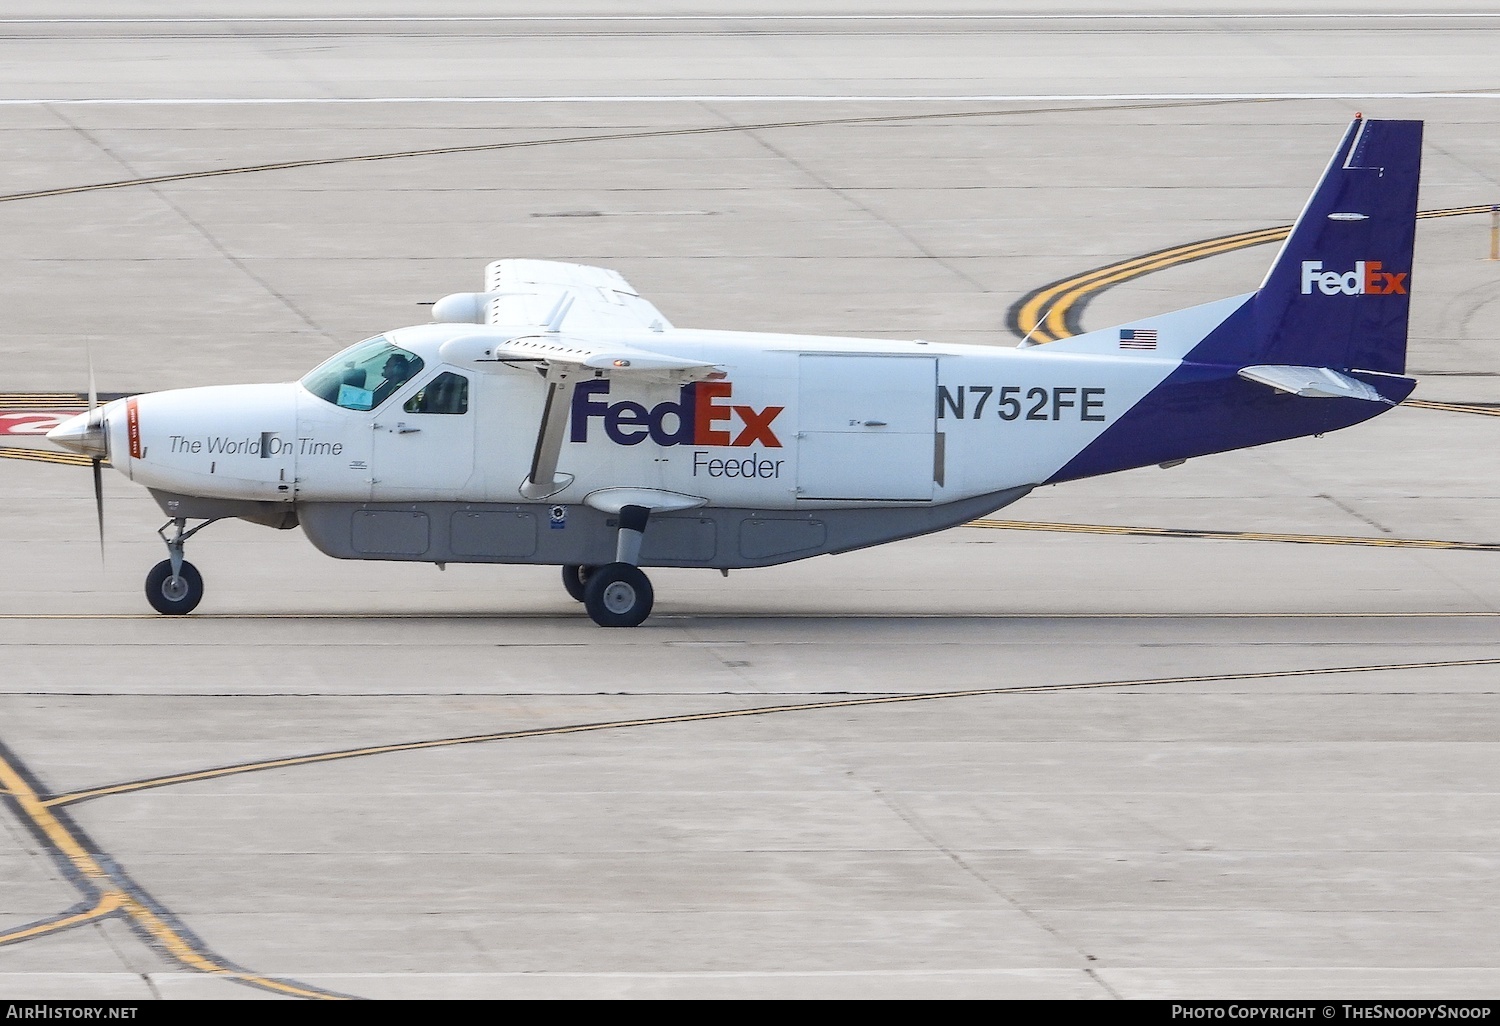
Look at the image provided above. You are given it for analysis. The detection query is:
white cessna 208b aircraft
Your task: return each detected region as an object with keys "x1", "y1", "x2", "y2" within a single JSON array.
[{"x1": 49, "y1": 116, "x2": 1422, "y2": 626}]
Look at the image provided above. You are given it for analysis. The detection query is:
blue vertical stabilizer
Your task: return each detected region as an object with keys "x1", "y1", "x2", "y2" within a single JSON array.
[{"x1": 1223, "y1": 116, "x2": 1423, "y2": 374}]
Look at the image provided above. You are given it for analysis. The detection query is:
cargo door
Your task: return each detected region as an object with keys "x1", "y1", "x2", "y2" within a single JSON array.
[{"x1": 796, "y1": 355, "x2": 935, "y2": 501}]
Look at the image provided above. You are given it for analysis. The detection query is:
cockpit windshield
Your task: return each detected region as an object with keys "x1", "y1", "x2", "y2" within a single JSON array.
[{"x1": 300, "y1": 336, "x2": 425, "y2": 411}]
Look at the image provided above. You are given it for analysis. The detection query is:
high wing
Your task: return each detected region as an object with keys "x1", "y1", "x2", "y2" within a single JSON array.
[
  {"x1": 484, "y1": 259, "x2": 675, "y2": 335},
  {"x1": 434, "y1": 264, "x2": 715, "y2": 502}
]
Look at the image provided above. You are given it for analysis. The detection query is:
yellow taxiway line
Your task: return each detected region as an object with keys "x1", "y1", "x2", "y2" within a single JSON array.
[
  {"x1": 0, "y1": 893, "x2": 125, "y2": 947},
  {"x1": 0, "y1": 746, "x2": 347, "y2": 999},
  {"x1": 966, "y1": 519, "x2": 1500, "y2": 551}
]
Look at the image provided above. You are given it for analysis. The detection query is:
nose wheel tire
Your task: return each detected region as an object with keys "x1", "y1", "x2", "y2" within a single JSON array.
[
  {"x1": 145, "y1": 559, "x2": 204, "y2": 615},
  {"x1": 582, "y1": 562, "x2": 654, "y2": 627},
  {"x1": 561, "y1": 564, "x2": 595, "y2": 603}
]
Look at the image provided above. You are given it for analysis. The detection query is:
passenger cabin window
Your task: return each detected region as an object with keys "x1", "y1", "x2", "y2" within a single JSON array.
[
  {"x1": 404, "y1": 372, "x2": 470, "y2": 415},
  {"x1": 300, "y1": 336, "x2": 425, "y2": 411}
]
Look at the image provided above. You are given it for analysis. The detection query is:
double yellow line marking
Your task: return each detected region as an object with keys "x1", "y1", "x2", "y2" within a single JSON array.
[
  {"x1": 1405, "y1": 398, "x2": 1500, "y2": 417},
  {"x1": 0, "y1": 393, "x2": 86, "y2": 409},
  {"x1": 0, "y1": 446, "x2": 97, "y2": 467},
  {"x1": 1010, "y1": 204, "x2": 1499, "y2": 343},
  {"x1": 1014, "y1": 225, "x2": 1290, "y2": 343}
]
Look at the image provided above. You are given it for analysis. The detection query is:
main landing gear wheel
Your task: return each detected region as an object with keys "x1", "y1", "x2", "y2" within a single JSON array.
[
  {"x1": 582, "y1": 562, "x2": 654, "y2": 628},
  {"x1": 145, "y1": 559, "x2": 204, "y2": 615},
  {"x1": 561, "y1": 564, "x2": 595, "y2": 603}
]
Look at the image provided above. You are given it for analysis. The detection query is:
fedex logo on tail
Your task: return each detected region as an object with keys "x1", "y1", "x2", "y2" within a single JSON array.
[
  {"x1": 570, "y1": 380, "x2": 784, "y2": 448},
  {"x1": 1300, "y1": 260, "x2": 1408, "y2": 296}
]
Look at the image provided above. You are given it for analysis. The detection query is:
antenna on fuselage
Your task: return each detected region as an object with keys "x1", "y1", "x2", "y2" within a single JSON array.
[{"x1": 1016, "y1": 301, "x2": 1060, "y2": 348}]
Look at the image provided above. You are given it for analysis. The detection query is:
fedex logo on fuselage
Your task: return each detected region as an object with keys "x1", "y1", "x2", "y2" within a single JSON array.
[
  {"x1": 1300, "y1": 260, "x2": 1408, "y2": 296},
  {"x1": 570, "y1": 379, "x2": 784, "y2": 448}
]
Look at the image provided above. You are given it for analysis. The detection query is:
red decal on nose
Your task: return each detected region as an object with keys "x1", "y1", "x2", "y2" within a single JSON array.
[{"x1": 126, "y1": 398, "x2": 142, "y2": 459}]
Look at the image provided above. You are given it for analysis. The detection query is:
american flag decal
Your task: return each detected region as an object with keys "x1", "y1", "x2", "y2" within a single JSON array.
[{"x1": 1119, "y1": 328, "x2": 1158, "y2": 350}]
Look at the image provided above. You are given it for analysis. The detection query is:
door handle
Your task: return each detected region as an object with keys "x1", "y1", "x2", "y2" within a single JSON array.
[
  {"x1": 396, "y1": 427, "x2": 421, "y2": 435},
  {"x1": 863, "y1": 420, "x2": 887, "y2": 427}
]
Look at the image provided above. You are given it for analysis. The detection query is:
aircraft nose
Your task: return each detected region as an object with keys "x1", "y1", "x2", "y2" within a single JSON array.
[{"x1": 47, "y1": 411, "x2": 108, "y2": 457}]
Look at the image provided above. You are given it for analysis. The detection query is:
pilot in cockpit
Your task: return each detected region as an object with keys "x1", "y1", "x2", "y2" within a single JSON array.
[{"x1": 372, "y1": 353, "x2": 417, "y2": 406}]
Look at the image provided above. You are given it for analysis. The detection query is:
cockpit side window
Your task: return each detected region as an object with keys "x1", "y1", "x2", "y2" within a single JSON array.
[
  {"x1": 300, "y1": 337, "x2": 425, "y2": 411},
  {"x1": 403, "y1": 371, "x2": 470, "y2": 415}
]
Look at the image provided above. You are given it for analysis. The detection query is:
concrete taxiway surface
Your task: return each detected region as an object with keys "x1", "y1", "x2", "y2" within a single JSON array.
[{"x1": 1, "y1": 1, "x2": 1499, "y2": 1000}]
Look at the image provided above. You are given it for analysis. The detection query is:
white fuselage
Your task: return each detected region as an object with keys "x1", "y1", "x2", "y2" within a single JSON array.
[{"x1": 96, "y1": 318, "x2": 1199, "y2": 515}]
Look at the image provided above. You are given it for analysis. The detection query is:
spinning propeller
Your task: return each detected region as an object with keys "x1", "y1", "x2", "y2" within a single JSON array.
[
  {"x1": 87, "y1": 349, "x2": 104, "y2": 559},
  {"x1": 44, "y1": 345, "x2": 110, "y2": 560}
]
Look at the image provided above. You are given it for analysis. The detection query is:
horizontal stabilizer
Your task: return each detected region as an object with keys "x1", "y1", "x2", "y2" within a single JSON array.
[{"x1": 1237, "y1": 364, "x2": 1392, "y2": 403}]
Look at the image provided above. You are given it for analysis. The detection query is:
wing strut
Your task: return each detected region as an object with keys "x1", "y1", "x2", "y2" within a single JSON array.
[{"x1": 521, "y1": 365, "x2": 579, "y2": 499}]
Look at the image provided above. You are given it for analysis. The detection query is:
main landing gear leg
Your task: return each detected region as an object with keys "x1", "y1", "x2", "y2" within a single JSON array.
[
  {"x1": 145, "y1": 517, "x2": 216, "y2": 615},
  {"x1": 582, "y1": 504, "x2": 654, "y2": 628}
]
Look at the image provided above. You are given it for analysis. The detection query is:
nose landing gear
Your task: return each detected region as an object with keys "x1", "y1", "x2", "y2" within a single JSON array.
[
  {"x1": 145, "y1": 559, "x2": 203, "y2": 615},
  {"x1": 145, "y1": 517, "x2": 217, "y2": 615}
]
